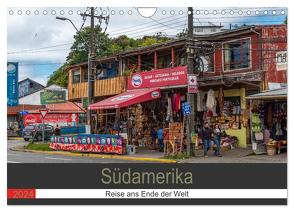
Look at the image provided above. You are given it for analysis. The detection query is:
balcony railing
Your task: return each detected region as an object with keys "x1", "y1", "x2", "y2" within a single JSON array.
[
  {"x1": 68, "y1": 76, "x2": 126, "y2": 100},
  {"x1": 68, "y1": 82, "x2": 88, "y2": 100},
  {"x1": 94, "y1": 76, "x2": 126, "y2": 97}
]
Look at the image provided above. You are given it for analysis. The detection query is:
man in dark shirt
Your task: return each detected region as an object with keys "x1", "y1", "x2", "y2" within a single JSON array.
[{"x1": 201, "y1": 122, "x2": 213, "y2": 157}]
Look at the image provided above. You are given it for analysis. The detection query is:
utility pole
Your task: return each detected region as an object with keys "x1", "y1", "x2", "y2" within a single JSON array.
[
  {"x1": 186, "y1": 7, "x2": 195, "y2": 156},
  {"x1": 80, "y1": 7, "x2": 107, "y2": 133}
]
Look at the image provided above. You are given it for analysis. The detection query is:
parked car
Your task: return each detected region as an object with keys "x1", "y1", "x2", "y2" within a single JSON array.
[{"x1": 23, "y1": 124, "x2": 54, "y2": 141}]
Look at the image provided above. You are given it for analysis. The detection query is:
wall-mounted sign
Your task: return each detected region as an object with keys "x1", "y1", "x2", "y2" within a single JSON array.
[
  {"x1": 40, "y1": 90, "x2": 66, "y2": 105},
  {"x1": 127, "y1": 66, "x2": 187, "y2": 90},
  {"x1": 276, "y1": 51, "x2": 287, "y2": 71},
  {"x1": 187, "y1": 74, "x2": 198, "y2": 94},
  {"x1": 182, "y1": 102, "x2": 191, "y2": 116},
  {"x1": 23, "y1": 113, "x2": 79, "y2": 127},
  {"x1": 7, "y1": 62, "x2": 19, "y2": 106}
]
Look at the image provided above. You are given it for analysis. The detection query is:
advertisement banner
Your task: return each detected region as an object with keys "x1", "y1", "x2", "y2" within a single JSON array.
[
  {"x1": 127, "y1": 66, "x2": 187, "y2": 90},
  {"x1": 23, "y1": 113, "x2": 78, "y2": 126},
  {"x1": 7, "y1": 62, "x2": 19, "y2": 106},
  {"x1": 40, "y1": 90, "x2": 66, "y2": 105},
  {"x1": 276, "y1": 51, "x2": 287, "y2": 71}
]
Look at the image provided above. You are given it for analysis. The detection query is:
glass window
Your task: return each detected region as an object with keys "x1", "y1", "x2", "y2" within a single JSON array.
[
  {"x1": 72, "y1": 69, "x2": 81, "y2": 83},
  {"x1": 196, "y1": 28, "x2": 203, "y2": 33},
  {"x1": 83, "y1": 69, "x2": 88, "y2": 82},
  {"x1": 223, "y1": 39, "x2": 250, "y2": 71}
]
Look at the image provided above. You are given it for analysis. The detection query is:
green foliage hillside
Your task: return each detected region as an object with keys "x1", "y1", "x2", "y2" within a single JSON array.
[{"x1": 47, "y1": 27, "x2": 172, "y2": 87}]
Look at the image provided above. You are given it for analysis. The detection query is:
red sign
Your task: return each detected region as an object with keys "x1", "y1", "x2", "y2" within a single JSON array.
[
  {"x1": 23, "y1": 113, "x2": 79, "y2": 126},
  {"x1": 39, "y1": 109, "x2": 48, "y2": 118},
  {"x1": 127, "y1": 66, "x2": 187, "y2": 90}
]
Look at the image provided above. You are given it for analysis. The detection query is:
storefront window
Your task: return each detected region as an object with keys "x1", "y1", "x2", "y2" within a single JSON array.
[{"x1": 223, "y1": 39, "x2": 250, "y2": 71}]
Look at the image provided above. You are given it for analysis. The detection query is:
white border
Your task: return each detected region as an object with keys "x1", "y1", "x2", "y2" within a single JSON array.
[{"x1": 1, "y1": 0, "x2": 292, "y2": 212}]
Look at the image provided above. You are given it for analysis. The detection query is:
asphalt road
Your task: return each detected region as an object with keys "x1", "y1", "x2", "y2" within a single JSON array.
[{"x1": 7, "y1": 139, "x2": 139, "y2": 163}]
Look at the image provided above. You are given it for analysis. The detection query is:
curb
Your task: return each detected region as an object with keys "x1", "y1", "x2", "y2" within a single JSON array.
[{"x1": 10, "y1": 147, "x2": 177, "y2": 163}]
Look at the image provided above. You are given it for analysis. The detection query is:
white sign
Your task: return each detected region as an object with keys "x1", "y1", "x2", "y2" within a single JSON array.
[
  {"x1": 188, "y1": 75, "x2": 198, "y2": 94},
  {"x1": 276, "y1": 51, "x2": 287, "y2": 71},
  {"x1": 39, "y1": 109, "x2": 48, "y2": 118}
]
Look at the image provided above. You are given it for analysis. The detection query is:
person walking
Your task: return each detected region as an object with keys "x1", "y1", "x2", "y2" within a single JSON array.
[
  {"x1": 157, "y1": 125, "x2": 164, "y2": 152},
  {"x1": 201, "y1": 122, "x2": 213, "y2": 157},
  {"x1": 213, "y1": 124, "x2": 222, "y2": 157}
]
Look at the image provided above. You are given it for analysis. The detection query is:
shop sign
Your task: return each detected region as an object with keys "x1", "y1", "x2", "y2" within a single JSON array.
[
  {"x1": 276, "y1": 51, "x2": 287, "y2": 71},
  {"x1": 187, "y1": 74, "x2": 198, "y2": 94},
  {"x1": 111, "y1": 94, "x2": 134, "y2": 102},
  {"x1": 7, "y1": 62, "x2": 19, "y2": 106},
  {"x1": 182, "y1": 102, "x2": 191, "y2": 116},
  {"x1": 40, "y1": 90, "x2": 66, "y2": 105},
  {"x1": 24, "y1": 113, "x2": 79, "y2": 126},
  {"x1": 127, "y1": 66, "x2": 187, "y2": 90}
]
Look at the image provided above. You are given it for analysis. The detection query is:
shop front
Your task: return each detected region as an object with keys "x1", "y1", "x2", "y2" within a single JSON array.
[
  {"x1": 85, "y1": 66, "x2": 189, "y2": 155},
  {"x1": 195, "y1": 87, "x2": 247, "y2": 149},
  {"x1": 246, "y1": 88, "x2": 287, "y2": 155}
]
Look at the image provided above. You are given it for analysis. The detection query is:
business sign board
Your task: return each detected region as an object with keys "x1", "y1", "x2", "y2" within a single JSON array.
[
  {"x1": 7, "y1": 62, "x2": 19, "y2": 106},
  {"x1": 181, "y1": 102, "x2": 191, "y2": 116},
  {"x1": 187, "y1": 74, "x2": 198, "y2": 94},
  {"x1": 23, "y1": 113, "x2": 79, "y2": 127},
  {"x1": 127, "y1": 66, "x2": 187, "y2": 90},
  {"x1": 276, "y1": 51, "x2": 287, "y2": 71},
  {"x1": 40, "y1": 90, "x2": 66, "y2": 105}
]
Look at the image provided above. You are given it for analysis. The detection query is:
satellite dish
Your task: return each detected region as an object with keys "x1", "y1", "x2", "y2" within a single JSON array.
[{"x1": 194, "y1": 56, "x2": 209, "y2": 74}]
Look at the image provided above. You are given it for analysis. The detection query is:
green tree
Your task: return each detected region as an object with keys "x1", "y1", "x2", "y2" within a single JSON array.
[
  {"x1": 284, "y1": 16, "x2": 287, "y2": 24},
  {"x1": 47, "y1": 28, "x2": 173, "y2": 87}
]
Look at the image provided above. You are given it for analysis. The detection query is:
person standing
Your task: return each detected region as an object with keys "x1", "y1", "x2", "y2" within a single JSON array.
[
  {"x1": 54, "y1": 124, "x2": 61, "y2": 136},
  {"x1": 201, "y1": 122, "x2": 213, "y2": 157},
  {"x1": 157, "y1": 125, "x2": 164, "y2": 152},
  {"x1": 151, "y1": 126, "x2": 157, "y2": 149},
  {"x1": 213, "y1": 124, "x2": 222, "y2": 157}
]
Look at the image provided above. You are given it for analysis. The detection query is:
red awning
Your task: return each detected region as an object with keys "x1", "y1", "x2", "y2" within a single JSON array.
[{"x1": 88, "y1": 88, "x2": 161, "y2": 110}]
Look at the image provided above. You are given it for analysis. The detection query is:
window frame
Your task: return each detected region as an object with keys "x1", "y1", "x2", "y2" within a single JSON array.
[
  {"x1": 222, "y1": 37, "x2": 252, "y2": 72},
  {"x1": 72, "y1": 68, "x2": 81, "y2": 84}
]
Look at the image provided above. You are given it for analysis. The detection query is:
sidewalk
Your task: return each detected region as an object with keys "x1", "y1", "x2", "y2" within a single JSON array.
[{"x1": 181, "y1": 147, "x2": 287, "y2": 163}]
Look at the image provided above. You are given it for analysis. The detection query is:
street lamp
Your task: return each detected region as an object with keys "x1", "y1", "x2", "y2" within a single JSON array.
[{"x1": 56, "y1": 16, "x2": 79, "y2": 32}]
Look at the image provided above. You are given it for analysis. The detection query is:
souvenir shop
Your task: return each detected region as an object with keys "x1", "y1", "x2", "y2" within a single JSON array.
[
  {"x1": 194, "y1": 86, "x2": 247, "y2": 151},
  {"x1": 88, "y1": 66, "x2": 189, "y2": 154},
  {"x1": 246, "y1": 88, "x2": 287, "y2": 155}
]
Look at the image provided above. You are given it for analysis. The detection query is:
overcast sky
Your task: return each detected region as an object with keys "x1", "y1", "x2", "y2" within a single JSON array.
[{"x1": 7, "y1": 7, "x2": 287, "y2": 86}]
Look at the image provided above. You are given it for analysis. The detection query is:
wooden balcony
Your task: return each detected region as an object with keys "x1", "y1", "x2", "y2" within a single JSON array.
[
  {"x1": 94, "y1": 76, "x2": 126, "y2": 97},
  {"x1": 68, "y1": 76, "x2": 126, "y2": 100},
  {"x1": 68, "y1": 82, "x2": 88, "y2": 100}
]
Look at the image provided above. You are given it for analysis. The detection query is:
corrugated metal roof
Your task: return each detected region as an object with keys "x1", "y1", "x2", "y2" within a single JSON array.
[
  {"x1": 7, "y1": 105, "x2": 45, "y2": 115},
  {"x1": 246, "y1": 88, "x2": 287, "y2": 100}
]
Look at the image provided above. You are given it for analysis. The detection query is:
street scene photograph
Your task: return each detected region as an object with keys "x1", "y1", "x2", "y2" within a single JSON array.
[{"x1": 7, "y1": 7, "x2": 287, "y2": 164}]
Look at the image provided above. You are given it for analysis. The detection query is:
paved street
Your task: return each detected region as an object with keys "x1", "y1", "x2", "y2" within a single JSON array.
[
  {"x1": 8, "y1": 139, "x2": 287, "y2": 163},
  {"x1": 7, "y1": 139, "x2": 140, "y2": 163}
]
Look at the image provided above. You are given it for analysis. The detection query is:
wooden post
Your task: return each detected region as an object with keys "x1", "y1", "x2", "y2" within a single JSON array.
[
  {"x1": 138, "y1": 54, "x2": 141, "y2": 71},
  {"x1": 154, "y1": 51, "x2": 157, "y2": 69},
  {"x1": 249, "y1": 99, "x2": 254, "y2": 151},
  {"x1": 171, "y1": 47, "x2": 175, "y2": 67}
]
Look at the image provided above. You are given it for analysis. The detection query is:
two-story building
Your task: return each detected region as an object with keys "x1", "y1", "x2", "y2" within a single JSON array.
[{"x1": 66, "y1": 24, "x2": 287, "y2": 148}]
